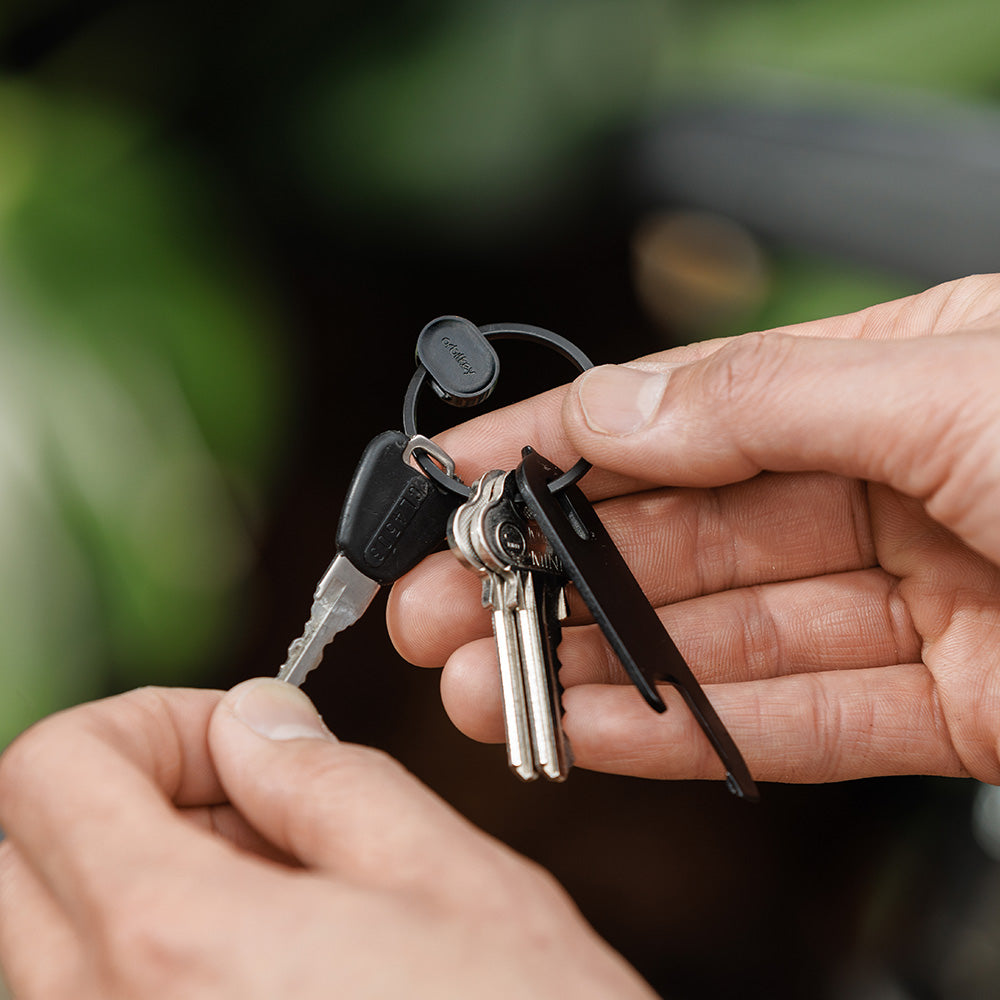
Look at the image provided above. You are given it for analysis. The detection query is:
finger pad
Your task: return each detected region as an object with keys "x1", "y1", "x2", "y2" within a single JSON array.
[
  {"x1": 387, "y1": 553, "x2": 489, "y2": 666},
  {"x1": 441, "y1": 640, "x2": 506, "y2": 743}
]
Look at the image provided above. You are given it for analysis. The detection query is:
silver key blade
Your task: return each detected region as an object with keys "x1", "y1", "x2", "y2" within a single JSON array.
[
  {"x1": 470, "y1": 471, "x2": 570, "y2": 782},
  {"x1": 515, "y1": 572, "x2": 571, "y2": 781},
  {"x1": 487, "y1": 573, "x2": 537, "y2": 782},
  {"x1": 450, "y1": 471, "x2": 538, "y2": 782},
  {"x1": 277, "y1": 553, "x2": 380, "y2": 687}
]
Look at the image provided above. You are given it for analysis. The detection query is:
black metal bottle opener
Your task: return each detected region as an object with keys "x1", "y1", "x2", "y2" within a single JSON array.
[{"x1": 517, "y1": 447, "x2": 759, "y2": 802}]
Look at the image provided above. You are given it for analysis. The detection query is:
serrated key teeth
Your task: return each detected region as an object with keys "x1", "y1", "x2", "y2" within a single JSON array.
[
  {"x1": 556, "y1": 586, "x2": 569, "y2": 621},
  {"x1": 283, "y1": 634, "x2": 306, "y2": 662},
  {"x1": 276, "y1": 554, "x2": 381, "y2": 688}
]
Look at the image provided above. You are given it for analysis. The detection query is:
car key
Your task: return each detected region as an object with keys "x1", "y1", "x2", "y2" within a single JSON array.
[
  {"x1": 471, "y1": 471, "x2": 572, "y2": 781},
  {"x1": 277, "y1": 431, "x2": 462, "y2": 687},
  {"x1": 517, "y1": 447, "x2": 759, "y2": 801}
]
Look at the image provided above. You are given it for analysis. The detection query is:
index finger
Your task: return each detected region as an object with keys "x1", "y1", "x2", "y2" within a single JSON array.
[{"x1": 0, "y1": 687, "x2": 231, "y2": 921}]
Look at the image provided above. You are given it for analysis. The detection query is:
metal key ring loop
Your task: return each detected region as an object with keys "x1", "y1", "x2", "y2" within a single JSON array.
[{"x1": 402, "y1": 322, "x2": 594, "y2": 499}]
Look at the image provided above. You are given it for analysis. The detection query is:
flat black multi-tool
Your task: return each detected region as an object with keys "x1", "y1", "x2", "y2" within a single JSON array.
[{"x1": 277, "y1": 315, "x2": 758, "y2": 801}]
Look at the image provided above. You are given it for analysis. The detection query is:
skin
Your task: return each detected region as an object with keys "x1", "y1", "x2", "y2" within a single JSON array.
[
  {"x1": 387, "y1": 273, "x2": 1000, "y2": 785},
  {"x1": 2, "y1": 273, "x2": 999, "y2": 995},
  {"x1": 0, "y1": 681, "x2": 654, "y2": 998}
]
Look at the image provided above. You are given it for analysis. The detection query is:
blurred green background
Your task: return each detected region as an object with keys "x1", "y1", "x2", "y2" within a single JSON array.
[{"x1": 2, "y1": 1, "x2": 1000, "y2": 997}]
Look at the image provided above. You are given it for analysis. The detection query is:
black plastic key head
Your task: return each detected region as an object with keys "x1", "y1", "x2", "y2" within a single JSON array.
[{"x1": 336, "y1": 431, "x2": 462, "y2": 585}]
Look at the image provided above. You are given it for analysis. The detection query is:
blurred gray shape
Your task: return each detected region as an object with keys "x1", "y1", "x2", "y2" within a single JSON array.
[{"x1": 628, "y1": 98, "x2": 1000, "y2": 283}]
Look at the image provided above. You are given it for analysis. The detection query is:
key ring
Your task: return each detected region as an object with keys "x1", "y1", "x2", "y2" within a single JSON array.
[{"x1": 402, "y1": 320, "x2": 594, "y2": 499}]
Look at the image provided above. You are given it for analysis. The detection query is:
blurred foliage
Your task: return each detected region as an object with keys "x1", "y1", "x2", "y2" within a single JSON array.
[
  {"x1": 0, "y1": 81, "x2": 286, "y2": 742},
  {"x1": 676, "y1": 0, "x2": 1000, "y2": 96},
  {"x1": 296, "y1": 0, "x2": 672, "y2": 235}
]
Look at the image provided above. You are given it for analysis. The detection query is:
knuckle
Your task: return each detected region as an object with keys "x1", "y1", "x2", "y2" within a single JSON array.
[
  {"x1": 0, "y1": 714, "x2": 67, "y2": 816},
  {"x1": 0, "y1": 731, "x2": 30, "y2": 807},
  {"x1": 448, "y1": 847, "x2": 577, "y2": 931},
  {"x1": 929, "y1": 274, "x2": 1000, "y2": 329},
  {"x1": 90, "y1": 686, "x2": 177, "y2": 742},
  {"x1": 322, "y1": 746, "x2": 419, "y2": 820},
  {"x1": 708, "y1": 330, "x2": 796, "y2": 412},
  {"x1": 804, "y1": 673, "x2": 844, "y2": 783},
  {"x1": 739, "y1": 586, "x2": 782, "y2": 680},
  {"x1": 272, "y1": 743, "x2": 411, "y2": 847},
  {"x1": 93, "y1": 882, "x2": 215, "y2": 998},
  {"x1": 508, "y1": 855, "x2": 573, "y2": 913},
  {"x1": 693, "y1": 487, "x2": 738, "y2": 594},
  {"x1": 0, "y1": 688, "x2": 177, "y2": 824}
]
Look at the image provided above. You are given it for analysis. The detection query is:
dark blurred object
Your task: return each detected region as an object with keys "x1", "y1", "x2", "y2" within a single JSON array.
[{"x1": 628, "y1": 99, "x2": 1000, "y2": 285}]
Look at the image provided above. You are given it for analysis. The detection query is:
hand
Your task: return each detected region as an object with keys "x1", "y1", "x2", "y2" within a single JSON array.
[
  {"x1": 387, "y1": 274, "x2": 1000, "y2": 785},
  {"x1": 0, "y1": 681, "x2": 655, "y2": 999}
]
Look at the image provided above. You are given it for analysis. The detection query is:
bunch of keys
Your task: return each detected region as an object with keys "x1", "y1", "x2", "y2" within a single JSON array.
[
  {"x1": 277, "y1": 316, "x2": 758, "y2": 801},
  {"x1": 447, "y1": 468, "x2": 571, "y2": 782}
]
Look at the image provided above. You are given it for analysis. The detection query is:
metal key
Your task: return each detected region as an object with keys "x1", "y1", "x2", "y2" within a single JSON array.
[
  {"x1": 518, "y1": 573, "x2": 572, "y2": 780},
  {"x1": 472, "y1": 472, "x2": 572, "y2": 781},
  {"x1": 278, "y1": 431, "x2": 462, "y2": 687},
  {"x1": 448, "y1": 471, "x2": 537, "y2": 781}
]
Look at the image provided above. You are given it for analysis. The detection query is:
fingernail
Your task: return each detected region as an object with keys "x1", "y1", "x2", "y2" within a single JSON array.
[
  {"x1": 577, "y1": 365, "x2": 669, "y2": 436},
  {"x1": 232, "y1": 679, "x2": 335, "y2": 741}
]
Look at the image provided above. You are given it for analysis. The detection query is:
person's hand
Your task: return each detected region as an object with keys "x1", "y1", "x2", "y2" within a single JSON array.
[
  {"x1": 387, "y1": 274, "x2": 1000, "y2": 786},
  {"x1": 0, "y1": 681, "x2": 655, "y2": 999}
]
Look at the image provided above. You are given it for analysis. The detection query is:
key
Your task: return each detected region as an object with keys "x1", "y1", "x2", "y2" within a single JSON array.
[
  {"x1": 516, "y1": 447, "x2": 759, "y2": 802},
  {"x1": 472, "y1": 472, "x2": 572, "y2": 781},
  {"x1": 278, "y1": 431, "x2": 462, "y2": 687},
  {"x1": 519, "y1": 573, "x2": 573, "y2": 781},
  {"x1": 448, "y1": 472, "x2": 537, "y2": 781},
  {"x1": 447, "y1": 470, "x2": 505, "y2": 576}
]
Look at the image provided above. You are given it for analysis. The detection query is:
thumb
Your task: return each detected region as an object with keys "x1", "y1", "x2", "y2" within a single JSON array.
[
  {"x1": 208, "y1": 679, "x2": 502, "y2": 890},
  {"x1": 563, "y1": 329, "x2": 1000, "y2": 562}
]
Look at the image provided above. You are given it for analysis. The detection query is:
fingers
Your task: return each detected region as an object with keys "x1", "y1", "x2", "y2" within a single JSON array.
[
  {"x1": 440, "y1": 637, "x2": 508, "y2": 742},
  {"x1": 428, "y1": 277, "x2": 1000, "y2": 496},
  {"x1": 0, "y1": 687, "x2": 232, "y2": 920},
  {"x1": 715, "y1": 274, "x2": 1000, "y2": 344},
  {"x1": 0, "y1": 842, "x2": 84, "y2": 998},
  {"x1": 562, "y1": 569, "x2": 918, "y2": 684},
  {"x1": 388, "y1": 471, "x2": 875, "y2": 667},
  {"x1": 865, "y1": 484, "x2": 1000, "y2": 780},
  {"x1": 562, "y1": 330, "x2": 1000, "y2": 563},
  {"x1": 208, "y1": 679, "x2": 516, "y2": 897},
  {"x1": 563, "y1": 663, "x2": 966, "y2": 783},
  {"x1": 388, "y1": 552, "x2": 485, "y2": 667},
  {"x1": 446, "y1": 657, "x2": 969, "y2": 783},
  {"x1": 439, "y1": 568, "x2": 920, "y2": 743}
]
